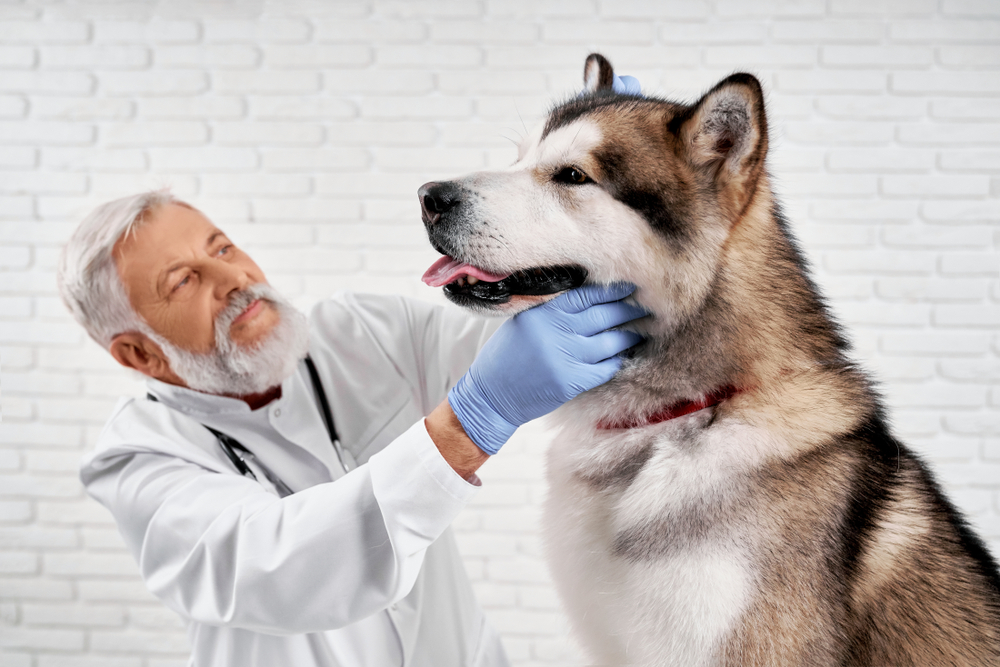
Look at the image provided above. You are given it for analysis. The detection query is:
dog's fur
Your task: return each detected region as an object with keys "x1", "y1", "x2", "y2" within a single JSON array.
[{"x1": 420, "y1": 54, "x2": 1000, "y2": 666}]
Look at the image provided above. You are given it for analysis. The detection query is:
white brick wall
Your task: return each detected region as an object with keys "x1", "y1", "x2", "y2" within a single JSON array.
[{"x1": 1, "y1": 1, "x2": 998, "y2": 665}]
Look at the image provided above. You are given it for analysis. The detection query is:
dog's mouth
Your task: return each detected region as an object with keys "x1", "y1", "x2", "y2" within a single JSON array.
[{"x1": 422, "y1": 256, "x2": 588, "y2": 304}]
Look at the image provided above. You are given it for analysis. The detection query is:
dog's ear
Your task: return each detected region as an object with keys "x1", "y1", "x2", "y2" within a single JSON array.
[
  {"x1": 583, "y1": 53, "x2": 615, "y2": 93},
  {"x1": 675, "y1": 73, "x2": 768, "y2": 216}
]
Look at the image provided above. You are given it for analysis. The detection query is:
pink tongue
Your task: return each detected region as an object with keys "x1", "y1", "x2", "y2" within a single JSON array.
[{"x1": 422, "y1": 256, "x2": 511, "y2": 287}]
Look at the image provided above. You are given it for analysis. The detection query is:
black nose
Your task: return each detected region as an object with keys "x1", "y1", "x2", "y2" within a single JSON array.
[{"x1": 418, "y1": 181, "x2": 461, "y2": 227}]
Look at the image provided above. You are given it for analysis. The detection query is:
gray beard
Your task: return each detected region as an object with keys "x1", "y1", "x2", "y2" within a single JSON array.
[{"x1": 146, "y1": 283, "x2": 309, "y2": 396}]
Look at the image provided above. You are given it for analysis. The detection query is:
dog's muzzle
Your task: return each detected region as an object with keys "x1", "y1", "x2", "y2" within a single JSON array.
[{"x1": 417, "y1": 180, "x2": 588, "y2": 308}]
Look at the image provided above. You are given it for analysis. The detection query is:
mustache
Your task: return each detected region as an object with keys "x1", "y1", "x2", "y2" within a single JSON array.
[
  {"x1": 213, "y1": 283, "x2": 279, "y2": 344},
  {"x1": 151, "y1": 280, "x2": 308, "y2": 395}
]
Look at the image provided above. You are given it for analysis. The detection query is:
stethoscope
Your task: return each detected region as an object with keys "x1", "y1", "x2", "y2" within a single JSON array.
[{"x1": 148, "y1": 355, "x2": 351, "y2": 497}]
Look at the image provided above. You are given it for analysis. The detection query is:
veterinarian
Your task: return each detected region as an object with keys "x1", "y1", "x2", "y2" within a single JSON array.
[{"x1": 57, "y1": 185, "x2": 644, "y2": 666}]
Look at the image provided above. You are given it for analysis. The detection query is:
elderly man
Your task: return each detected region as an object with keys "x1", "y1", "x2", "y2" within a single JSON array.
[{"x1": 57, "y1": 190, "x2": 644, "y2": 666}]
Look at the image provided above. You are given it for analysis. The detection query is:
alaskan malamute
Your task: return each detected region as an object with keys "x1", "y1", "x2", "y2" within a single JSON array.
[{"x1": 418, "y1": 54, "x2": 1000, "y2": 666}]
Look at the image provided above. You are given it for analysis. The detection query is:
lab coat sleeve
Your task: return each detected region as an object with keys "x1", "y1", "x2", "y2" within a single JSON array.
[
  {"x1": 83, "y1": 418, "x2": 476, "y2": 635},
  {"x1": 397, "y1": 297, "x2": 504, "y2": 415}
]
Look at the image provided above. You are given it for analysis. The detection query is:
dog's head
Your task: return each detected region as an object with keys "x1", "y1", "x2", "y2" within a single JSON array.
[{"x1": 419, "y1": 53, "x2": 769, "y2": 328}]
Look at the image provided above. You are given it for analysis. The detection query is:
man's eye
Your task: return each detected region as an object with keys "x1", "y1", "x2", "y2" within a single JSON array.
[
  {"x1": 217, "y1": 245, "x2": 231, "y2": 257},
  {"x1": 172, "y1": 275, "x2": 190, "y2": 292},
  {"x1": 554, "y1": 166, "x2": 591, "y2": 185}
]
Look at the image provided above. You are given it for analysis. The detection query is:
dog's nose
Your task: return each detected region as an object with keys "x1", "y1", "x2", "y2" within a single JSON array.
[{"x1": 418, "y1": 181, "x2": 461, "y2": 227}]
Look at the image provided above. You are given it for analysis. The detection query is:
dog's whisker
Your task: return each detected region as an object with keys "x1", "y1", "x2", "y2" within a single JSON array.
[
  {"x1": 500, "y1": 134, "x2": 519, "y2": 149},
  {"x1": 514, "y1": 101, "x2": 528, "y2": 138}
]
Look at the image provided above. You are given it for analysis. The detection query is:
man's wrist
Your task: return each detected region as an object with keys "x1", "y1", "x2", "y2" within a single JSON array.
[{"x1": 425, "y1": 400, "x2": 489, "y2": 481}]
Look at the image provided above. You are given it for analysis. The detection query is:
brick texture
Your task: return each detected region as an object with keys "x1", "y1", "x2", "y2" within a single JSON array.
[{"x1": 0, "y1": 2, "x2": 998, "y2": 666}]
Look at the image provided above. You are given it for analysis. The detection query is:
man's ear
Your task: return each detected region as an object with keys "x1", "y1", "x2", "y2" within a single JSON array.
[
  {"x1": 675, "y1": 73, "x2": 768, "y2": 218},
  {"x1": 582, "y1": 53, "x2": 615, "y2": 94},
  {"x1": 109, "y1": 332, "x2": 179, "y2": 384}
]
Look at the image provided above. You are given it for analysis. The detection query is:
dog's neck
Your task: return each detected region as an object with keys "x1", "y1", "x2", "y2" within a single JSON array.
[{"x1": 595, "y1": 181, "x2": 872, "y2": 436}]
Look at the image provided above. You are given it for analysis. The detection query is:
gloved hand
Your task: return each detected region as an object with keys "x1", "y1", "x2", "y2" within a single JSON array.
[
  {"x1": 613, "y1": 74, "x2": 641, "y2": 95},
  {"x1": 449, "y1": 283, "x2": 647, "y2": 455}
]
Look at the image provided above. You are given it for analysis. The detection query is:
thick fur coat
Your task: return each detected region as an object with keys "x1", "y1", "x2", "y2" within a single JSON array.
[{"x1": 419, "y1": 54, "x2": 1000, "y2": 666}]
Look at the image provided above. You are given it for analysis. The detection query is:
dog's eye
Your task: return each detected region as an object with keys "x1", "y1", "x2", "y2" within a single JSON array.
[{"x1": 554, "y1": 166, "x2": 590, "y2": 185}]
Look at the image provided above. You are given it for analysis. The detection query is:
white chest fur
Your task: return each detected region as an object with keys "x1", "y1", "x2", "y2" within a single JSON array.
[{"x1": 541, "y1": 405, "x2": 774, "y2": 666}]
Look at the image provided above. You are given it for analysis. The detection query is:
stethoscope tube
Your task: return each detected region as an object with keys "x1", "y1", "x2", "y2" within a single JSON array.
[{"x1": 303, "y1": 355, "x2": 353, "y2": 474}]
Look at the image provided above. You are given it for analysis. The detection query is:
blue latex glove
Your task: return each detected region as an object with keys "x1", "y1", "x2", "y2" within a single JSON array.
[
  {"x1": 449, "y1": 283, "x2": 647, "y2": 455},
  {"x1": 580, "y1": 74, "x2": 642, "y2": 97},
  {"x1": 613, "y1": 74, "x2": 641, "y2": 95}
]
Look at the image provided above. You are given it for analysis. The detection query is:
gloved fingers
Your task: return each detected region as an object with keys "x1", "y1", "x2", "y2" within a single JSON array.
[
  {"x1": 549, "y1": 282, "x2": 638, "y2": 315},
  {"x1": 613, "y1": 74, "x2": 642, "y2": 95},
  {"x1": 571, "y1": 300, "x2": 649, "y2": 337},
  {"x1": 577, "y1": 329, "x2": 644, "y2": 364},
  {"x1": 587, "y1": 355, "x2": 626, "y2": 387}
]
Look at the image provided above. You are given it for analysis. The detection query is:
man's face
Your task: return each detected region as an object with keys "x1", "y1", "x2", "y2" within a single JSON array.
[{"x1": 114, "y1": 203, "x2": 276, "y2": 353}]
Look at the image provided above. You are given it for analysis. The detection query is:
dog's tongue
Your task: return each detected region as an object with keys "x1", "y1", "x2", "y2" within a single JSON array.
[{"x1": 422, "y1": 256, "x2": 511, "y2": 287}]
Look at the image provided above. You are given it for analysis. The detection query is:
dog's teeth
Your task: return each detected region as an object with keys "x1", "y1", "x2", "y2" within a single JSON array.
[{"x1": 467, "y1": 276, "x2": 479, "y2": 285}]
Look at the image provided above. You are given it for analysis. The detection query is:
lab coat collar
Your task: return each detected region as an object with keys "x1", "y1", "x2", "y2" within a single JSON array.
[{"x1": 144, "y1": 361, "x2": 347, "y2": 481}]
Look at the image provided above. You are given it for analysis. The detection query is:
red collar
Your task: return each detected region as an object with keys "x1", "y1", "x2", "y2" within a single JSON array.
[{"x1": 597, "y1": 385, "x2": 742, "y2": 430}]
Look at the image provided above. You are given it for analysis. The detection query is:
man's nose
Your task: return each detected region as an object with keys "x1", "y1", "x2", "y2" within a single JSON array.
[
  {"x1": 210, "y1": 257, "x2": 252, "y2": 299},
  {"x1": 418, "y1": 181, "x2": 461, "y2": 227}
]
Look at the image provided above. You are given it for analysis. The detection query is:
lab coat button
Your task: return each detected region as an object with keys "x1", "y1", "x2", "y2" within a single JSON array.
[
  {"x1": 273, "y1": 408, "x2": 281, "y2": 418},
  {"x1": 390, "y1": 604, "x2": 398, "y2": 612}
]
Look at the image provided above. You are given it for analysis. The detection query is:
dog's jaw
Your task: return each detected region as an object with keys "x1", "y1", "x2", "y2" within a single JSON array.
[{"x1": 445, "y1": 291, "x2": 565, "y2": 317}]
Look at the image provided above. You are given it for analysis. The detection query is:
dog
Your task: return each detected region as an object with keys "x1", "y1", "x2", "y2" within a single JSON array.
[{"x1": 418, "y1": 53, "x2": 1000, "y2": 666}]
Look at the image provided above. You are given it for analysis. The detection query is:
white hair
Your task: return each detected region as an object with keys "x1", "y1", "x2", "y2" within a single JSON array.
[{"x1": 57, "y1": 190, "x2": 182, "y2": 348}]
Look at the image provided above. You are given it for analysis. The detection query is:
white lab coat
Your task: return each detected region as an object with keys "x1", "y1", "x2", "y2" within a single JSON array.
[{"x1": 80, "y1": 292, "x2": 509, "y2": 667}]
